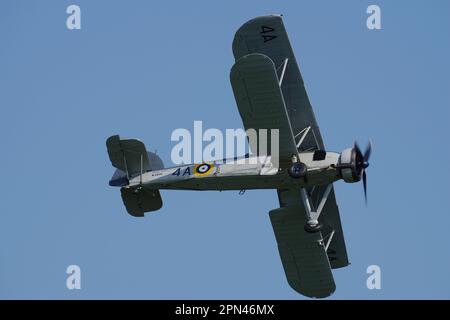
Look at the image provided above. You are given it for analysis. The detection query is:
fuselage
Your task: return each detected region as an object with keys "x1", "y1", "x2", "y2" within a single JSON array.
[{"x1": 128, "y1": 151, "x2": 342, "y2": 191}]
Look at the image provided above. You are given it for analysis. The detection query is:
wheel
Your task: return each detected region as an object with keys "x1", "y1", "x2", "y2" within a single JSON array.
[
  {"x1": 288, "y1": 162, "x2": 307, "y2": 178},
  {"x1": 304, "y1": 222, "x2": 323, "y2": 233},
  {"x1": 132, "y1": 186, "x2": 143, "y2": 195}
]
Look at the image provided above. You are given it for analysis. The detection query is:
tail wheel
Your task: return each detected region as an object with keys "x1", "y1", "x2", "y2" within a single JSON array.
[{"x1": 132, "y1": 186, "x2": 143, "y2": 195}]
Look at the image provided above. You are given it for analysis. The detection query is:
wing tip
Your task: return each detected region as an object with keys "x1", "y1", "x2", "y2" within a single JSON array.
[
  {"x1": 232, "y1": 14, "x2": 284, "y2": 59},
  {"x1": 237, "y1": 14, "x2": 283, "y2": 29},
  {"x1": 287, "y1": 279, "x2": 336, "y2": 299}
]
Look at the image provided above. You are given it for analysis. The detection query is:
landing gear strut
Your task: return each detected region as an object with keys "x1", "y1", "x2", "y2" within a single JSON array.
[{"x1": 300, "y1": 184, "x2": 333, "y2": 234}]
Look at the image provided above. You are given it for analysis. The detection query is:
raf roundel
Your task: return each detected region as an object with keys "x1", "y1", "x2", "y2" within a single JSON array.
[{"x1": 194, "y1": 163, "x2": 214, "y2": 176}]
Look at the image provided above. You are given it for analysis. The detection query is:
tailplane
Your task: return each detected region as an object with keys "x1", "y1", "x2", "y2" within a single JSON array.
[{"x1": 106, "y1": 135, "x2": 164, "y2": 216}]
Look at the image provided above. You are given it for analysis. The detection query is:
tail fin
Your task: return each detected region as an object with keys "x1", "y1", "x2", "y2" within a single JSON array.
[
  {"x1": 106, "y1": 135, "x2": 164, "y2": 217},
  {"x1": 106, "y1": 135, "x2": 164, "y2": 177}
]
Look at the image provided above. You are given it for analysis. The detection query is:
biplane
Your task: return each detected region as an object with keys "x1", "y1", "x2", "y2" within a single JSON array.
[{"x1": 106, "y1": 15, "x2": 371, "y2": 298}]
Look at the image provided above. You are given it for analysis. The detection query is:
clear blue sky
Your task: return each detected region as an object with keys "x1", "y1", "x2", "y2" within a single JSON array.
[{"x1": 1, "y1": 0, "x2": 449, "y2": 299}]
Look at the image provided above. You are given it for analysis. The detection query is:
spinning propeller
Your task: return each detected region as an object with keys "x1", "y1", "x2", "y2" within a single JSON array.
[{"x1": 353, "y1": 141, "x2": 372, "y2": 205}]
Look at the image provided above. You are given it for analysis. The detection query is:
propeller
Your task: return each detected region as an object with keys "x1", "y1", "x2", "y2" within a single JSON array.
[{"x1": 353, "y1": 141, "x2": 372, "y2": 205}]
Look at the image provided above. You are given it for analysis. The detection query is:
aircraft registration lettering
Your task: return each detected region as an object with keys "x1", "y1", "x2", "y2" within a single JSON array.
[{"x1": 172, "y1": 167, "x2": 193, "y2": 177}]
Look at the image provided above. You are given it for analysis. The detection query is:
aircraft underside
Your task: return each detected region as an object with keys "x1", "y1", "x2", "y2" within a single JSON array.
[
  {"x1": 144, "y1": 169, "x2": 340, "y2": 191},
  {"x1": 106, "y1": 14, "x2": 372, "y2": 299}
]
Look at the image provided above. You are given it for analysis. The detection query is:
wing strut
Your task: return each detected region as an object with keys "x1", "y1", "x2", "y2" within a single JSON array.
[
  {"x1": 295, "y1": 126, "x2": 311, "y2": 149},
  {"x1": 278, "y1": 58, "x2": 289, "y2": 86},
  {"x1": 294, "y1": 125, "x2": 321, "y2": 151},
  {"x1": 323, "y1": 230, "x2": 336, "y2": 252}
]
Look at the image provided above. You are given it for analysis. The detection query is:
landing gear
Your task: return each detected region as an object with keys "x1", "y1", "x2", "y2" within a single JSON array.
[
  {"x1": 300, "y1": 184, "x2": 333, "y2": 234},
  {"x1": 304, "y1": 220, "x2": 323, "y2": 233},
  {"x1": 288, "y1": 162, "x2": 307, "y2": 178}
]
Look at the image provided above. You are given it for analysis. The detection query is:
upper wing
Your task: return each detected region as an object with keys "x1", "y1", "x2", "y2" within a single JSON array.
[
  {"x1": 233, "y1": 16, "x2": 349, "y2": 287},
  {"x1": 234, "y1": 14, "x2": 349, "y2": 268},
  {"x1": 230, "y1": 53, "x2": 297, "y2": 166},
  {"x1": 233, "y1": 14, "x2": 324, "y2": 151},
  {"x1": 271, "y1": 188, "x2": 335, "y2": 298}
]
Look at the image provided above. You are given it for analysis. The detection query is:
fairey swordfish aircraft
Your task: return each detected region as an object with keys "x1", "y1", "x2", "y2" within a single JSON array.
[{"x1": 106, "y1": 15, "x2": 371, "y2": 298}]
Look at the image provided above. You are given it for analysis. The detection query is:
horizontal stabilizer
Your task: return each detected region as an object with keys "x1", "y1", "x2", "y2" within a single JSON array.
[{"x1": 121, "y1": 188, "x2": 163, "y2": 217}]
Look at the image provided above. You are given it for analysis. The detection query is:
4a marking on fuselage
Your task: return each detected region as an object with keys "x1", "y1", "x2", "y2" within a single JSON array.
[
  {"x1": 172, "y1": 166, "x2": 192, "y2": 177},
  {"x1": 171, "y1": 163, "x2": 215, "y2": 177}
]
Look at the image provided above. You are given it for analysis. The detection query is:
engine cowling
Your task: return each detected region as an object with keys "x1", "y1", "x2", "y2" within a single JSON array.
[
  {"x1": 337, "y1": 141, "x2": 372, "y2": 203},
  {"x1": 338, "y1": 148, "x2": 362, "y2": 183}
]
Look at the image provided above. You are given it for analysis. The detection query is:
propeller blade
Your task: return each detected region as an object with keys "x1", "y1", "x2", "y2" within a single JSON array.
[
  {"x1": 362, "y1": 169, "x2": 368, "y2": 205},
  {"x1": 363, "y1": 141, "x2": 372, "y2": 162},
  {"x1": 354, "y1": 141, "x2": 362, "y2": 159}
]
